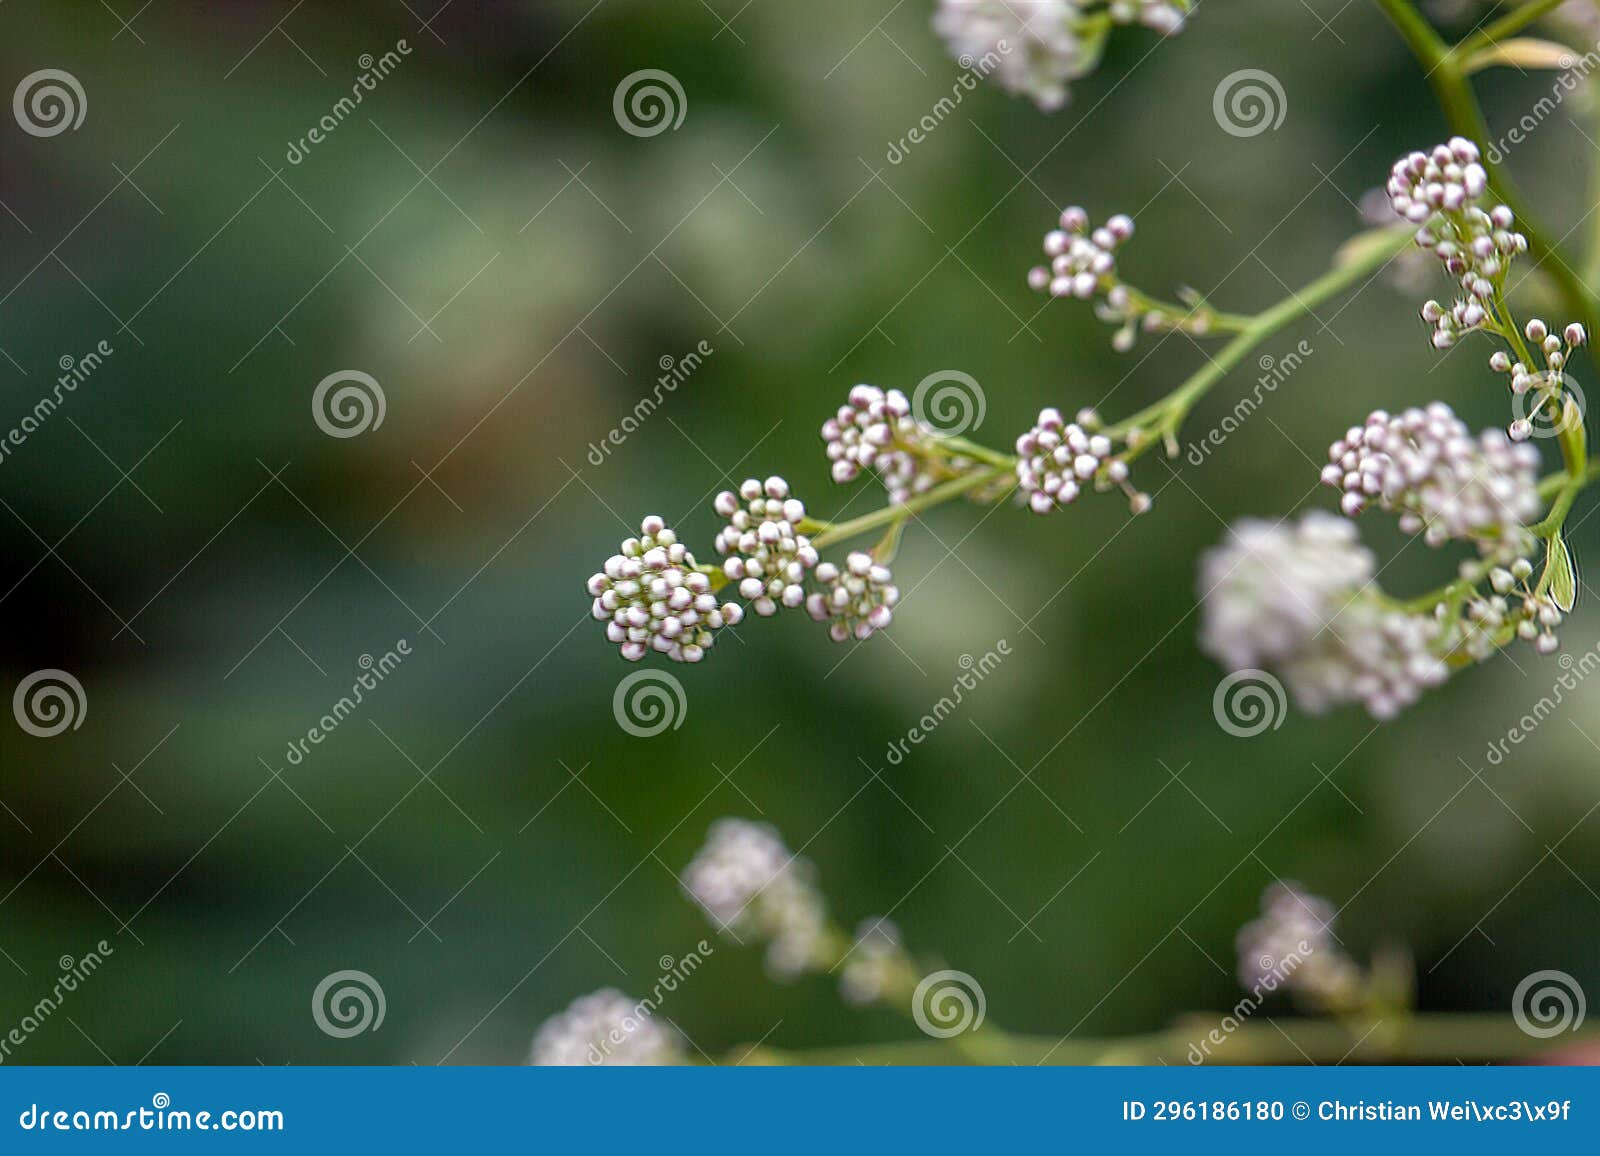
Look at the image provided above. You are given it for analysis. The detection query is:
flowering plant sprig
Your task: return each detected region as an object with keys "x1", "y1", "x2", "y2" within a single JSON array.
[{"x1": 586, "y1": 216, "x2": 1423, "y2": 664}]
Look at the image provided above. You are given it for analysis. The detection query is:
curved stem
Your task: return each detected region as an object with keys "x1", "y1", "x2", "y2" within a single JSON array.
[
  {"x1": 810, "y1": 465, "x2": 1015, "y2": 549},
  {"x1": 1107, "y1": 225, "x2": 1415, "y2": 443},
  {"x1": 1455, "y1": 0, "x2": 1568, "y2": 58}
]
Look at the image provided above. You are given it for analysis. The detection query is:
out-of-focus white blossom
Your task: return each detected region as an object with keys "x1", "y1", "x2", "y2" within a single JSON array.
[
  {"x1": 1198, "y1": 512, "x2": 1447, "y2": 719},
  {"x1": 587, "y1": 517, "x2": 744, "y2": 663},
  {"x1": 683, "y1": 818, "x2": 831, "y2": 980},
  {"x1": 528, "y1": 988, "x2": 685, "y2": 1066},
  {"x1": 933, "y1": 1, "x2": 1188, "y2": 111},
  {"x1": 715, "y1": 477, "x2": 819, "y2": 617},
  {"x1": 933, "y1": 1, "x2": 1098, "y2": 112},
  {"x1": 1281, "y1": 600, "x2": 1448, "y2": 720},
  {"x1": 1112, "y1": 0, "x2": 1188, "y2": 34},
  {"x1": 1236, "y1": 883, "x2": 1363, "y2": 1005},
  {"x1": 839, "y1": 918, "x2": 906, "y2": 1007},
  {"x1": 1199, "y1": 512, "x2": 1376, "y2": 671},
  {"x1": 807, "y1": 552, "x2": 900, "y2": 642}
]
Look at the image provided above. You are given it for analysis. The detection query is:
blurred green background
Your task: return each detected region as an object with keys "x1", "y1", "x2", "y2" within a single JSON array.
[{"x1": 1, "y1": 0, "x2": 1597, "y2": 1064}]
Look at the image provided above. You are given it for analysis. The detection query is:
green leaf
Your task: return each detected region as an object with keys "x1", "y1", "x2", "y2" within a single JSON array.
[{"x1": 1545, "y1": 533, "x2": 1578, "y2": 614}]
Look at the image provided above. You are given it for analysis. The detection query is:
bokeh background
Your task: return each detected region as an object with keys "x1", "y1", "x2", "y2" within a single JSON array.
[{"x1": 1, "y1": 0, "x2": 1598, "y2": 1064}]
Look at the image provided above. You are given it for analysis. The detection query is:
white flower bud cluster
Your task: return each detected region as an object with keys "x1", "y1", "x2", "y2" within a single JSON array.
[
  {"x1": 1389, "y1": 139, "x2": 1526, "y2": 310},
  {"x1": 1235, "y1": 883, "x2": 1362, "y2": 1004},
  {"x1": 1445, "y1": 557, "x2": 1564, "y2": 660},
  {"x1": 822, "y1": 384, "x2": 943, "y2": 505},
  {"x1": 807, "y1": 552, "x2": 900, "y2": 642},
  {"x1": 683, "y1": 818, "x2": 830, "y2": 980},
  {"x1": 839, "y1": 918, "x2": 905, "y2": 1007},
  {"x1": 1419, "y1": 296, "x2": 1489, "y2": 350},
  {"x1": 1027, "y1": 207, "x2": 1212, "y2": 350},
  {"x1": 1028, "y1": 206, "x2": 1129, "y2": 301},
  {"x1": 1320, "y1": 403, "x2": 1541, "y2": 559},
  {"x1": 587, "y1": 517, "x2": 745, "y2": 663},
  {"x1": 1199, "y1": 513, "x2": 1447, "y2": 718},
  {"x1": 932, "y1": 1, "x2": 1098, "y2": 112},
  {"x1": 1491, "y1": 319, "x2": 1586, "y2": 441},
  {"x1": 1015, "y1": 406, "x2": 1148, "y2": 515},
  {"x1": 527, "y1": 988, "x2": 685, "y2": 1066},
  {"x1": 715, "y1": 477, "x2": 819, "y2": 617}
]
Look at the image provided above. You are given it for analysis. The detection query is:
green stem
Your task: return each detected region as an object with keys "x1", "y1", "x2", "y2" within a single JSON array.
[
  {"x1": 810, "y1": 465, "x2": 1015, "y2": 549},
  {"x1": 1117, "y1": 284, "x2": 1256, "y2": 337},
  {"x1": 1455, "y1": 0, "x2": 1568, "y2": 58},
  {"x1": 1530, "y1": 461, "x2": 1600, "y2": 535},
  {"x1": 1107, "y1": 225, "x2": 1415, "y2": 443},
  {"x1": 736, "y1": 1012, "x2": 1599, "y2": 1066}
]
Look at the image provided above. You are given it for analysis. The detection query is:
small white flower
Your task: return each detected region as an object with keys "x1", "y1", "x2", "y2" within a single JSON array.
[
  {"x1": 839, "y1": 918, "x2": 905, "y2": 1007},
  {"x1": 683, "y1": 818, "x2": 830, "y2": 980},
  {"x1": 715, "y1": 476, "x2": 819, "y2": 617},
  {"x1": 1236, "y1": 883, "x2": 1362, "y2": 1004},
  {"x1": 806, "y1": 552, "x2": 900, "y2": 642},
  {"x1": 528, "y1": 988, "x2": 685, "y2": 1066},
  {"x1": 587, "y1": 517, "x2": 744, "y2": 663}
]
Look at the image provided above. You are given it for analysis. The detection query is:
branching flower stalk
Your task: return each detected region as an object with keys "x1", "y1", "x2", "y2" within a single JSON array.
[
  {"x1": 587, "y1": 223, "x2": 1420, "y2": 664},
  {"x1": 568, "y1": 0, "x2": 1600, "y2": 1064}
]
